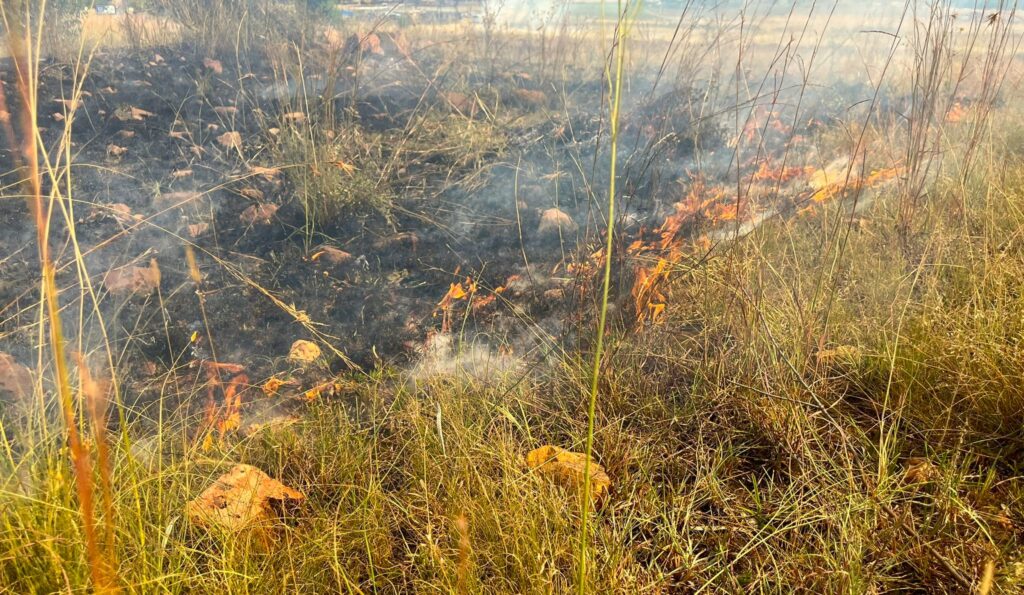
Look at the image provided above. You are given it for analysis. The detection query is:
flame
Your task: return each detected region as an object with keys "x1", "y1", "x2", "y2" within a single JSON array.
[
  {"x1": 623, "y1": 179, "x2": 731, "y2": 325},
  {"x1": 217, "y1": 373, "x2": 247, "y2": 436},
  {"x1": 198, "y1": 360, "x2": 247, "y2": 448},
  {"x1": 806, "y1": 164, "x2": 903, "y2": 205},
  {"x1": 752, "y1": 160, "x2": 814, "y2": 184},
  {"x1": 632, "y1": 257, "x2": 671, "y2": 324},
  {"x1": 434, "y1": 276, "x2": 478, "y2": 332},
  {"x1": 261, "y1": 375, "x2": 286, "y2": 396},
  {"x1": 946, "y1": 101, "x2": 968, "y2": 123}
]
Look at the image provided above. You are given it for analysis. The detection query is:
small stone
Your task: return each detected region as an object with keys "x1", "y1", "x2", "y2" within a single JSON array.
[
  {"x1": 526, "y1": 445, "x2": 611, "y2": 503},
  {"x1": 239, "y1": 203, "x2": 278, "y2": 225},
  {"x1": 903, "y1": 457, "x2": 939, "y2": 484},
  {"x1": 0, "y1": 353, "x2": 33, "y2": 400},
  {"x1": 103, "y1": 259, "x2": 160, "y2": 296},
  {"x1": 288, "y1": 340, "x2": 321, "y2": 365},
  {"x1": 202, "y1": 57, "x2": 223, "y2": 75},
  {"x1": 512, "y1": 88, "x2": 547, "y2": 108},
  {"x1": 537, "y1": 208, "x2": 577, "y2": 237},
  {"x1": 105, "y1": 144, "x2": 128, "y2": 158},
  {"x1": 187, "y1": 222, "x2": 209, "y2": 238}
]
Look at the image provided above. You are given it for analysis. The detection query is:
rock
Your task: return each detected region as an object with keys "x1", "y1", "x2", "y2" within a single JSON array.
[
  {"x1": 904, "y1": 457, "x2": 939, "y2": 484},
  {"x1": 0, "y1": 353, "x2": 33, "y2": 400},
  {"x1": 105, "y1": 144, "x2": 127, "y2": 158},
  {"x1": 187, "y1": 222, "x2": 209, "y2": 238},
  {"x1": 443, "y1": 91, "x2": 477, "y2": 116},
  {"x1": 103, "y1": 259, "x2": 160, "y2": 296},
  {"x1": 537, "y1": 208, "x2": 577, "y2": 237},
  {"x1": 311, "y1": 246, "x2": 353, "y2": 266},
  {"x1": 526, "y1": 445, "x2": 611, "y2": 503},
  {"x1": 511, "y1": 88, "x2": 547, "y2": 109},
  {"x1": 186, "y1": 464, "x2": 304, "y2": 535},
  {"x1": 202, "y1": 57, "x2": 223, "y2": 75},
  {"x1": 288, "y1": 340, "x2": 321, "y2": 365},
  {"x1": 239, "y1": 203, "x2": 278, "y2": 225}
]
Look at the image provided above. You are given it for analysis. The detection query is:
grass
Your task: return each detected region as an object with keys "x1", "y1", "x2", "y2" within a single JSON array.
[{"x1": 2, "y1": 0, "x2": 1024, "y2": 592}]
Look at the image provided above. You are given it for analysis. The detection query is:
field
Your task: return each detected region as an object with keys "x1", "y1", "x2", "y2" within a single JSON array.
[{"x1": 1, "y1": 0, "x2": 1023, "y2": 592}]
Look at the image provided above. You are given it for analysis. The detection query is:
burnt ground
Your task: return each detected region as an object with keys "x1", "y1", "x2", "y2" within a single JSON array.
[
  {"x1": 0, "y1": 37, "x2": 845, "y2": 429},
  {"x1": 0, "y1": 42, "x2": 688, "y2": 424}
]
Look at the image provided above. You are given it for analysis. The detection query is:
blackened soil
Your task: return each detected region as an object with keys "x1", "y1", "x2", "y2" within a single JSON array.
[{"x1": 0, "y1": 45, "x2": 626, "y2": 418}]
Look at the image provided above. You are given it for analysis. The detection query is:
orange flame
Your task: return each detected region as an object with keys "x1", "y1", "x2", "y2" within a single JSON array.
[{"x1": 434, "y1": 276, "x2": 478, "y2": 332}]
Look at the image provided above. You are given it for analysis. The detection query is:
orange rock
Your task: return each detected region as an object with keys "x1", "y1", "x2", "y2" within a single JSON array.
[
  {"x1": 202, "y1": 57, "x2": 223, "y2": 75},
  {"x1": 239, "y1": 203, "x2": 278, "y2": 225},
  {"x1": 187, "y1": 222, "x2": 209, "y2": 238},
  {"x1": 904, "y1": 457, "x2": 939, "y2": 484},
  {"x1": 537, "y1": 208, "x2": 577, "y2": 237},
  {"x1": 103, "y1": 259, "x2": 160, "y2": 296},
  {"x1": 287, "y1": 340, "x2": 321, "y2": 365},
  {"x1": 105, "y1": 144, "x2": 128, "y2": 158},
  {"x1": 512, "y1": 89, "x2": 547, "y2": 108},
  {"x1": 526, "y1": 445, "x2": 611, "y2": 503},
  {"x1": 186, "y1": 464, "x2": 304, "y2": 535}
]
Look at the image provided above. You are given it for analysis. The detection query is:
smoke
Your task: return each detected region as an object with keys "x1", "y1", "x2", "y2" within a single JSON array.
[{"x1": 0, "y1": 0, "x2": 1017, "y2": 417}]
